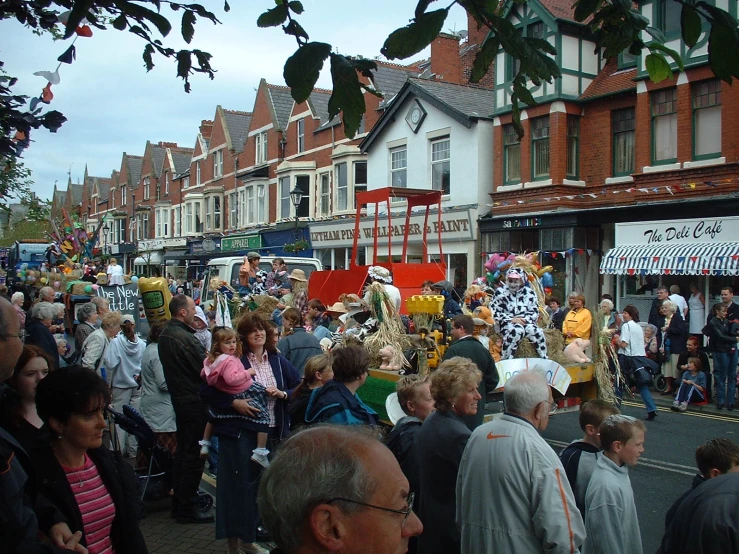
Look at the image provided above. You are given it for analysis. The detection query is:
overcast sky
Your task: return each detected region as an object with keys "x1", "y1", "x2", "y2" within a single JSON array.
[{"x1": 2, "y1": 1, "x2": 469, "y2": 203}]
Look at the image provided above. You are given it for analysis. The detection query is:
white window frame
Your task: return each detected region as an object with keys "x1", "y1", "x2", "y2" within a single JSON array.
[
  {"x1": 121, "y1": 186, "x2": 126, "y2": 206},
  {"x1": 256, "y1": 131, "x2": 268, "y2": 164},
  {"x1": 390, "y1": 148, "x2": 407, "y2": 188},
  {"x1": 213, "y1": 149, "x2": 224, "y2": 179},
  {"x1": 143, "y1": 177, "x2": 150, "y2": 200},
  {"x1": 335, "y1": 162, "x2": 348, "y2": 211},
  {"x1": 196, "y1": 161, "x2": 201, "y2": 186},
  {"x1": 183, "y1": 176, "x2": 190, "y2": 189},
  {"x1": 319, "y1": 172, "x2": 331, "y2": 216},
  {"x1": 256, "y1": 184, "x2": 266, "y2": 224},
  {"x1": 213, "y1": 195, "x2": 221, "y2": 229},
  {"x1": 279, "y1": 176, "x2": 291, "y2": 219},
  {"x1": 430, "y1": 137, "x2": 450, "y2": 195},
  {"x1": 174, "y1": 206, "x2": 181, "y2": 236},
  {"x1": 164, "y1": 172, "x2": 169, "y2": 195},
  {"x1": 229, "y1": 192, "x2": 238, "y2": 229},
  {"x1": 185, "y1": 203, "x2": 193, "y2": 234},
  {"x1": 246, "y1": 187, "x2": 255, "y2": 224},
  {"x1": 205, "y1": 197, "x2": 212, "y2": 230},
  {"x1": 297, "y1": 119, "x2": 305, "y2": 153},
  {"x1": 194, "y1": 201, "x2": 202, "y2": 233},
  {"x1": 238, "y1": 189, "x2": 246, "y2": 227}
]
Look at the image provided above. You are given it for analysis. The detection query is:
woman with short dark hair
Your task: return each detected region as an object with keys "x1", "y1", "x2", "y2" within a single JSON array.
[
  {"x1": 25, "y1": 302, "x2": 59, "y2": 369},
  {"x1": 75, "y1": 302, "x2": 98, "y2": 352},
  {"x1": 30, "y1": 367, "x2": 148, "y2": 553},
  {"x1": 303, "y1": 345, "x2": 378, "y2": 426}
]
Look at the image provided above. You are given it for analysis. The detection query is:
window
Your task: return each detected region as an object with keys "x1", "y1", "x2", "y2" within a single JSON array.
[
  {"x1": 354, "y1": 161, "x2": 367, "y2": 192},
  {"x1": 121, "y1": 186, "x2": 126, "y2": 206},
  {"x1": 247, "y1": 187, "x2": 255, "y2": 224},
  {"x1": 213, "y1": 150, "x2": 223, "y2": 178},
  {"x1": 319, "y1": 173, "x2": 330, "y2": 216},
  {"x1": 566, "y1": 116, "x2": 580, "y2": 179},
  {"x1": 174, "y1": 206, "x2": 181, "y2": 236},
  {"x1": 279, "y1": 176, "x2": 291, "y2": 219},
  {"x1": 531, "y1": 116, "x2": 550, "y2": 179},
  {"x1": 297, "y1": 119, "x2": 305, "y2": 153},
  {"x1": 156, "y1": 208, "x2": 169, "y2": 237},
  {"x1": 143, "y1": 177, "x2": 150, "y2": 200},
  {"x1": 390, "y1": 148, "x2": 407, "y2": 187},
  {"x1": 214, "y1": 196, "x2": 221, "y2": 229},
  {"x1": 693, "y1": 80, "x2": 722, "y2": 159},
  {"x1": 117, "y1": 218, "x2": 126, "y2": 243},
  {"x1": 110, "y1": 192, "x2": 115, "y2": 210},
  {"x1": 205, "y1": 197, "x2": 212, "y2": 229},
  {"x1": 256, "y1": 132, "x2": 268, "y2": 164},
  {"x1": 185, "y1": 203, "x2": 193, "y2": 234},
  {"x1": 194, "y1": 201, "x2": 202, "y2": 233},
  {"x1": 612, "y1": 107, "x2": 635, "y2": 176},
  {"x1": 505, "y1": 22, "x2": 544, "y2": 80},
  {"x1": 229, "y1": 192, "x2": 238, "y2": 228},
  {"x1": 336, "y1": 162, "x2": 348, "y2": 211},
  {"x1": 295, "y1": 175, "x2": 310, "y2": 218},
  {"x1": 618, "y1": 50, "x2": 637, "y2": 69},
  {"x1": 183, "y1": 176, "x2": 190, "y2": 189},
  {"x1": 165, "y1": 172, "x2": 169, "y2": 195},
  {"x1": 431, "y1": 138, "x2": 451, "y2": 194},
  {"x1": 156, "y1": 210, "x2": 161, "y2": 237},
  {"x1": 658, "y1": 0, "x2": 681, "y2": 36},
  {"x1": 503, "y1": 124, "x2": 521, "y2": 184},
  {"x1": 196, "y1": 161, "x2": 201, "y2": 186},
  {"x1": 137, "y1": 213, "x2": 149, "y2": 240},
  {"x1": 651, "y1": 88, "x2": 677, "y2": 164},
  {"x1": 256, "y1": 184, "x2": 266, "y2": 223}
]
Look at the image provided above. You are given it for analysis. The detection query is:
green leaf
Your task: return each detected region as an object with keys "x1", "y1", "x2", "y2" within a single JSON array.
[
  {"x1": 708, "y1": 24, "x2": 739, "y2": 82},
  {"x1": 284, "y1": 42, "x2": 332, "y2": 103},
  {"x1": 381, "y1": 9, "x2": 448, "y2": 60},
  {"x1": 328, "y1": 53, "x2": 366, "y2": 139},
  {"x1": 257, "y1": 4, "x2": 288, "y2": 28},
  {"x1": 284, "y1": 19, "x2": 309, "y2": 41},
  {"x1": 644, "y1": 53, "x2": 672, "y2": 82},
  {"x1": 647, "y1": 41, "x2": 684, "y2": 70},
  {"x1": 118, "y1": 1, "x2": 172, "y2": 37},
  {"x1": 181, "y1": 10, "x2": 196, "y2": 43},
  {"x1": 681, "y1": 4, "x2": 702, "y2": 48},
  {"x1": 288, "y1": 1, "x2": 304, "y2": 14},
  {"x1": 470, "y1": 35, "x2": 498, "y2": 83},
  {"x1": 352, "y1": 57, "x2": 378, "y2": 80},
  {"x1": 415, "y1": 0, "x2": 432, "y2": 19},
  {"x1": 112, "y1": 14, "x2": 127, "y2": 30},
  {"x1": 574, "y1": 0, "x2": 600, "y2": 23}
]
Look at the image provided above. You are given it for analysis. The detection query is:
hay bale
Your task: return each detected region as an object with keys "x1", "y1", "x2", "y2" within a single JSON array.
[
  {"x1": 70, "y1": 281, "x2": 89, "y2": 295},
  {"x1": 251, "y1": 294, "x2": 278, "y2": 316},
  {"x1": 506, "y1": 327, "x2": 568, "y2": 365}
]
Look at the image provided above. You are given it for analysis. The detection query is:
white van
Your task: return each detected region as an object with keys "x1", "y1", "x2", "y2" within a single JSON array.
[{"x1": 199, "y1": 255, "x2": 322, "y2": 310}]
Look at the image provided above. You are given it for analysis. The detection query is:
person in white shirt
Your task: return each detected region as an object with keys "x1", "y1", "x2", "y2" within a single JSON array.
[
  {"x1": 669, "y1": 285, "x2": 688, "y2": 319},
  {"x1": 106, "y1": 257, "x2": 125, "y2": 286}
]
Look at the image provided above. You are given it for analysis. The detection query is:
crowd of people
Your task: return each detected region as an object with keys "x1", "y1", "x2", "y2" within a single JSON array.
[{"x1": 1, "y1": 251, "x2": 738, "y2": 554}]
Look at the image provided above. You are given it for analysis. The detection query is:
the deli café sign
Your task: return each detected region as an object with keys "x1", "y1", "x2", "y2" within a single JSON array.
[
  {"x1": 310, "y1": 209, "x2": 475, "y2": 248},
  {"x1": 616, "y1": 216, "x2": 739, "y2": 246}
]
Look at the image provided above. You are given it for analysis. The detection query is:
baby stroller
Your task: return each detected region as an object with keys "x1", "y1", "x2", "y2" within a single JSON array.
[{"x1": 109, "y1": 405, "x2": 214, "y2": 511}]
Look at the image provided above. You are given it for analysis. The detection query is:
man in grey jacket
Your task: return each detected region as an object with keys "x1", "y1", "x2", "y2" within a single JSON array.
[
  {"x1": 457, "y1": 371, "x2": 585, "y2": 553},
  {"x1": 158, "y1": 294, "x2": 211, "y2": 524}
]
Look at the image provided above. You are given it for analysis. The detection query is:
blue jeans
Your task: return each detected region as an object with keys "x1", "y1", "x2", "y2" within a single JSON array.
[
  {"x1": 636, "y1": 383, "x2": 657, "y2": 414},
  {"x1": 713, "y1": 350, "x2": 738, "y2": 407}
]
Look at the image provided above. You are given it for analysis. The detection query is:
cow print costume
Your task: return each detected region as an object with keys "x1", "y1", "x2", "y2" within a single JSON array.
[{"x1": 491, "y1": 273, "x2": 548, "y2": 360}]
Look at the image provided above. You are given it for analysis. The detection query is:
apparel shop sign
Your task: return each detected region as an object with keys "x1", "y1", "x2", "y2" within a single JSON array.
[
  {"x1": 616, "y1": 216, "x2": 739, "y2": 246},
  {"x1": 309, "y1": 209, "x2": 475, "y2": 249}
]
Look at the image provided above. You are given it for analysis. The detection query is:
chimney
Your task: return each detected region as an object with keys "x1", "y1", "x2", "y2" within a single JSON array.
[
  {"x1": 467, "y1": 12, "x2": 489, "y2": 48},
  {"x1": 158, "y1": 141, "x2": 178, "y2": 148},
  {"x1": 200, "y1": 119, "x2": 214, "y2": 140},
  {"x1": 430, "y1": 33, "x2": 463, "y2": 85}
]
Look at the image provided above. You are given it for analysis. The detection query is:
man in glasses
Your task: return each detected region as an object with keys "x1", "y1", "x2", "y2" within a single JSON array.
[
  {"x1": 491, "y1": 268, "x2": 548, "y2": 360},
  {"x1": 258, "y1": 426, "x2": 422, "y2": 554}
]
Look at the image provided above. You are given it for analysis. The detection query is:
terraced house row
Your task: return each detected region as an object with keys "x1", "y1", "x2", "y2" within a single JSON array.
[{"x1": 52, "y1": 0, "x2": 739, "y2": 305}]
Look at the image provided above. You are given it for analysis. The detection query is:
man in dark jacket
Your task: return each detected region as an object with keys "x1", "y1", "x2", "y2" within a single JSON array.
[
  {"x1": 442, "y1": 315, "x2": 499, "y2": 430},
  {"x1": 0, "y1": 297, "x2": 85, "y2": 553},
  {"x1": 158, "y1": 294, "x2": 211, "y2": 524}
]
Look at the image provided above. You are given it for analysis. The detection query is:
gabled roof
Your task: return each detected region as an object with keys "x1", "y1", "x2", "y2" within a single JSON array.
[
  {"x1": 125, "y1": 155, "x2": 144, "y2": 188},
  {"x1": 360, "y1": 78, "x2": 495, "y2": 152},
  {"x1": 580, "y1": 58, "x2": 636, "y2": 100},
  {"x1": 151, "y1": 144, "x2": 167, "y2": 177},
  {"x1": 97, "y1": 178, "x2": 111, "y2": 203},
  {"x1": 374, "y1": 62, "x2": 423, "y2": 108},
  {"x1": 223, "y1": 109, "x2": 252, "y2": 153},
  {"x1": 266, "y1": 84, "x2": 294, "y2": 131},
  {"x1": 308, "y1": 90, "x2": 331, "y2": 124},
  {"x1": 53, "y1": 189, "x2": 66, "y2": 207},
  {"x1": 538, "y1": 0, "x2": 579, "y2": 22},
  {"x1": 69, "y1": 183, "x2": 84, "y2": 205},
  {"x1": 170, "y1": 149, "x2": 194, "y2": 175}
]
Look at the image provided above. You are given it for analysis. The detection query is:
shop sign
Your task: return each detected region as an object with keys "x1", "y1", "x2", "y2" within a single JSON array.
[
  {"x1": 616, "y1": 216, "x2": 739, "y2": 246},
  {"x1": 138, "y1": 237, "x2": 187, "y2": 250},
  {"x1": 221, "y1": 234, "x2": 262, "y2": 252},
  {"x1": 502, "y1": 217, "x2": 542, "y2": 228},
  {"x1": 190, "y1": 238, "x2": 221, "y2": 254},
  {"x1": 310, "y1": 209, "x2": 475, "y2": 248}
]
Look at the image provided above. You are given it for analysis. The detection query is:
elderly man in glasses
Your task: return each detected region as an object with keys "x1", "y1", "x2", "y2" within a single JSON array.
[
  {"x1": 258, "y1": 426, "x2": 422, "y2": 554},
  {"x1": 491, "y1": 268, "x2": 548, "y2": 360}
]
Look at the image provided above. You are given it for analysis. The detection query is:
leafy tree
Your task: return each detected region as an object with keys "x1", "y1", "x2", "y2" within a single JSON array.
[
  {"x1": 0, "y1": 219, "x2": 52, "y2": 246},
  {"x1": 0, "y1": 157, "x2": 34, "y2": 200}
]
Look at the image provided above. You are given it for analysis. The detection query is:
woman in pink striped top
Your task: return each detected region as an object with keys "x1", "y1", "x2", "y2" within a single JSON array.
[{"x1": 31, "y1": 367, "x2": 148, "y2": 553}]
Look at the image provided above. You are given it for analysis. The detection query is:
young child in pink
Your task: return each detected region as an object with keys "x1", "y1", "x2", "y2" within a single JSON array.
[{"x1": 200, "y1": 327, "x2": 271, "y2": 468}]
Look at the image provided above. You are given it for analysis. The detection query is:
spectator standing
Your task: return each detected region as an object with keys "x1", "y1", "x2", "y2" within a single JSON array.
[
  {"x1": 74, "y1": 301, "x2": 98, "y2": 353},
  {"x1": 288, "y1": 353, "x2": 333, "y2": 430},
  {"x1": 660, "y1": 300, "x2": 688, "y2": 395},
  {"x1": 457, "y1": 370, "x2": 584, "y2": 553},
  {"x1": 139, "y1": 321, "x2": 177, "y2": 454},
  {"x1": 106, "y1": 257, "x2": 125, "y2": 286},
  {"x1": 80, "y1": 311, "x2": 122, "y2": 378},
  {"x1": 648, "y1": 286, "x2": 670, "y2": 341},
  {"x1": 288, "y1": 269, "x2": 309, "y2": 315},
  {"x1": 417, "y1": 358, "x2": 481, "y2": 554},
  {"x1": 90, "y1": 295, "x2": 110, "y2": 324},
  {"x1": 669, "y1": 285, "x2": 689, "y2": 319},
  {"x1": 105, "y1": 314, "x2": 146, "y2": 458},
  {"x1": 583, "y1": 415, "x2": 646, "y2": 554},
  {"x1": 705, "y1": 303, "x2": 739, "y2": 410},
  {"x1": 10, "y1": 291, "x2": 25, "y2": 329},
  {"x1": 547, "y1": 296, "x2": 567, "y2": 331},
  {"x1": 158, "y1": 294, "x2": 212, "y2": 524},
  {"x1": 687, "y1": 282, "x2": 706, "y2": 336},
  {"x1": 277, "y1": 308, "x2": 322, "y2": 376},
  {"x1": 560, "y1": 399, "x2": 620, "y2": 516},
  {"x1": 25, "y1": 302, "x2": 59, "y2": 369},
  {"x1": 442, "y1": 314, "x2": 498, "y2": 430}
]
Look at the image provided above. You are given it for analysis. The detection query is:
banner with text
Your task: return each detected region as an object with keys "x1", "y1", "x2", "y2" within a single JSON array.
[
  {"x1": 616, "y1": 216, "x2": 739, "y2": 246},
  {"x1": 96, "y1": 284, "x2": 140, "y2": 332}
]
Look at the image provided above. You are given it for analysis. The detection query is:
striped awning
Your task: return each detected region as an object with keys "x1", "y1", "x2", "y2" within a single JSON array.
[{"x1": 600, "y1": 242, "x2": 739, "y2": 276}]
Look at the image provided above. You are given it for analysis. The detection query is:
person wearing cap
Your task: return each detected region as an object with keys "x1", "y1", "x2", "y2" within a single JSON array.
[
  {"x1": 364, "y1": 265, "x2": 401, "y2": 311},
  {"x1": 105, "y1": 312, "x2": 146, "y2": 457},
  {"x1": 491, "y1": 268, "x2": 548, "y2": 360},
  {"x1": 238, "y1": 252, "x2": 266, "y2": 296},
  {"x1": 431, "y1": 280, "x2": 463, "y2": 319},
  {"x1": 192, "y1": 305, "x2": 212, "y2": 352}
]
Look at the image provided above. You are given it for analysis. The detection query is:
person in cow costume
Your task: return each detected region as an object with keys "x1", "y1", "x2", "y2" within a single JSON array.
[{"x1": 491, "y1": 268, "x2": 548, "y2": 360}]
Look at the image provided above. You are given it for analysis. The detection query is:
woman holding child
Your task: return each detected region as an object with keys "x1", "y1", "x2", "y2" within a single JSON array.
[{"x1": 200, "y1": 313, "x2": 300, "y2": 554}]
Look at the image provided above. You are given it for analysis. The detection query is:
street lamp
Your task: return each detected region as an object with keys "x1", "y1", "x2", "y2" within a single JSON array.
[
  {"x1": 102, "y1": 221, "x2": 110, "y2": 256},
  {"x1": 289, "y1": 185, "x2": 304, "y2": 230}
]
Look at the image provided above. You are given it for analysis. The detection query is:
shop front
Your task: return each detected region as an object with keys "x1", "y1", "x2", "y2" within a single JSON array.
[
  {"x1": 600, "y1": 215, "x2": 739, "y2": 326},
  {"x1": 309, "y1": 206, "x2": 478, "y2": 288},
  {"x1": 134, "y1": 238, "x2": 187, "y2": 277}
]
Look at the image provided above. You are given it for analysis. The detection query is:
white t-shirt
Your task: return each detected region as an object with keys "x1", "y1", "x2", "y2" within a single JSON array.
[
  {"x1": 107, "y1": 263, "x2": 124, "y2": 286},
  {"x1": 669, "y1": 294, "x2": 688, "y2": 318},
  {"x1": 619, "y1": 320, "x2": 646, "y2": 357}
]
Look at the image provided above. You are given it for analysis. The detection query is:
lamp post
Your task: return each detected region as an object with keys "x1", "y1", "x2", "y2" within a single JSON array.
[
  {"x1": 289, "y1": 185, "x2": 304, "y2": 231},
  {"x1": 102, "y1": 221, "x2": 110, "y2": 258}
]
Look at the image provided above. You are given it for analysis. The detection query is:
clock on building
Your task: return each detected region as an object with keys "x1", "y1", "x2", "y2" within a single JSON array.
[{"x1": 405, "y1": 100, "x2": 427, "y2": 133}]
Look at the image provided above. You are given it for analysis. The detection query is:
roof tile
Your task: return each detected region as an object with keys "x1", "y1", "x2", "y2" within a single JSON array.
[
  {"x1": 580, "y1": 58, "x2": 636, "y2": 100},
  {"x1": 266, "y1": 85, "x2": 294, "y2": 131},
  {"x1": 408, "y1": 78, "x2": 496, "y2": 119},
  {"x1": 223, "y1": 110, "x2": 252, "y2": 153}
]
